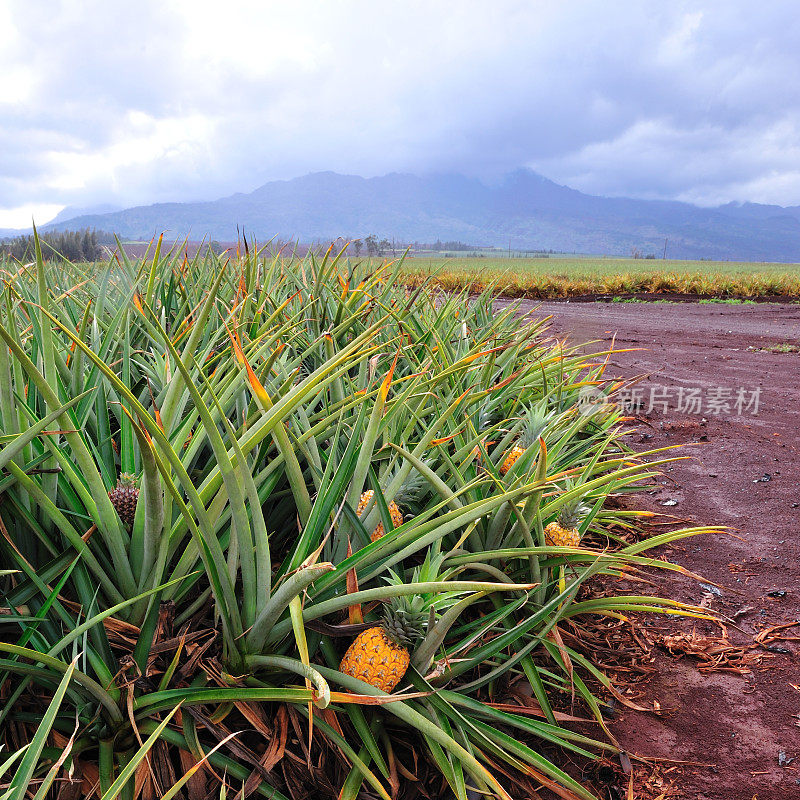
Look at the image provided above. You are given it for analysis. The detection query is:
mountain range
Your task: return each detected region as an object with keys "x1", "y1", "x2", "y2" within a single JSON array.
[{"x1": 9, "y1": 169, "x2": 800, "y2": 261}]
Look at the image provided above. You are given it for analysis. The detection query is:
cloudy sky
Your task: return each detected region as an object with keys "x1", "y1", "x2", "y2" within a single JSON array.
[{"x1": 2, "y1": 0, "x2": 800, "y2": 227}]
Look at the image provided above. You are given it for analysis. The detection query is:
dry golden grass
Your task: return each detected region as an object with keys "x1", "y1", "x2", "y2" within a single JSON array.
[{"x1": 395, "y1": 256, "x2": 800, "y2": 298}]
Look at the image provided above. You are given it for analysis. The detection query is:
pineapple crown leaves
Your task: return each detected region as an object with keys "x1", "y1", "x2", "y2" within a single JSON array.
[
  {"x1": 518, "y1": 401, "x2": 556, "y2": 448},
  {"x1": 381, "y1": 601, "x2": 427, "y2": 648},
  {"x1": 557, "y1": 498, "x2": 592, "y2": 531},
  {"x1": 382, "y1": 556, "x2": 466, "y2": 623},
  {"x1": 474, "y1": 398, "x2": 503, "y2": 435},
  {"x1": 550, "y1": 478, "x2": 593, "y2": 530},
  {"x1": 300, "y1": 353, "x2": 321, "y2": 378},
  {"x1": 362, "y1": 467, "x2": 430, "y2": 520},
  {"x1": 391, "y1": 466, "x2": 430, "y2": 509},
  {"x1": 494, "y1": 400, "x2": 555, "y2": 458},
  {"x1": 116, "y1": 472, "x2": 138, "y2": 489}
]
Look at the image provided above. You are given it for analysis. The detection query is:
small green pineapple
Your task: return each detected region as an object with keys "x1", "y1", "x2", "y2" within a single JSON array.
[{"x1": 108, "y1": 473, "x2": 139, "y2": 529}]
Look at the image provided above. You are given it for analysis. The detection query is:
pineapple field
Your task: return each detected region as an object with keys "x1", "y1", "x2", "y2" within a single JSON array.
[
  {"x1": 0, "y1": 237, "x2": 725, "y2": 800},
  {"x1": 397, "y1": 256, "x2": 800, "y2": 299}
]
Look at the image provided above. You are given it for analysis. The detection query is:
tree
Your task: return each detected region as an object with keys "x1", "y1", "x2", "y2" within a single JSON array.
[
  {"x1": 378, "y1": 238, "x2": 391, "y2": 256},
  {"x1": 352, "y1": 239, "x2": 363, "y2": 256},
  {"x1": 364, "y1": 235, "x2": 378, "y2": 257},
  {"x1": 0, "y1": 228, "x2": 108, "y2": 263}
]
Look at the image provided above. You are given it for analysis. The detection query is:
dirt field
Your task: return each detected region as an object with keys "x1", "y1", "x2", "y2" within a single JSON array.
[{"x1": 510, "y1": 299, "x2": 800, "y2": 800}]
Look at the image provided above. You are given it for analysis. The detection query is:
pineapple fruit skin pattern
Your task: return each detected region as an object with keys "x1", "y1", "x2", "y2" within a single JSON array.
[
  {"x1": 358, "y1": 489, "x2": 403, "y2": 541},
  {"x1": 340, "y1": 627, "x2": 411, "y2": 692},
  {"x1": 108, "y1": 474, "x2": 139, "y2": 529},
  {"x1": 499, "y1": 444, "x2": 524, "y2": 476},
  {"x1": 544, "y1": 522, "x2": 581, "y2": 548}
]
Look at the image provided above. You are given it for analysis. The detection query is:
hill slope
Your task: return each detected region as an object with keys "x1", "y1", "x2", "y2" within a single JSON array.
[{"x1": 38, "y1": 170, "x2": 800, "y2": 261}]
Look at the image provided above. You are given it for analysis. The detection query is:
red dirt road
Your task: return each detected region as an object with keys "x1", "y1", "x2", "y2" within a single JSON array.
[{"x1": 514, "y1": 300, "x2": 800, "y2": 800}]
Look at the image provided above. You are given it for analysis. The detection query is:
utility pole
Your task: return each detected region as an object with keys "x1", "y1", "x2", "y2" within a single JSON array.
[
  {"x1": 663, "y1": 238, "x2": 668, "y2": 260},
  {"x1": 508, "y1": 239, "x2": 511, "y2": 258}
]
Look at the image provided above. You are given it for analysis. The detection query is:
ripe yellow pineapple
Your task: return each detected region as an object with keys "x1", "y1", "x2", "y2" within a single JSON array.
[
  {"x1": 544, "y1": 501, "x2": 588, "y2": 549},
  {"x1": 339, "y1": 598, "x2": 424, "y2": 692},
  {"x1": 358, "y1": 489, "x2": 403, "y2": 542},
  {"x1": 545, "y1": 498, "x2": 589, "y2": 598},
  {"x1": 108, "y1": 473, "x2": 139, "y2": 529},
  {"x1": 498, "y1": 403, "x2": 554, "y2": 476},
  {"x1": 544, "y1": 520, "x2": 581, "y2": 548},
  {"x1": 499, "y1": 444, "x2": 524, "y2": 476}
]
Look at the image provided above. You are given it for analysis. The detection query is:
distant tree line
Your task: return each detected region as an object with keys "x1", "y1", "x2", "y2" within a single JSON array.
[
  {"x1": 422, "y1": 240, "x2": 479, "y2": 252},
  {"x1": 352, "y1": 235, "x2": 393, "y2": 257},
  {"x1": 313, "y1": 237, "x2": 572, "y2": 259},
  {"x1": 316, "y1": 236, "x2": 395, "y2": 258},
  {"x1": 0, "y1": 228, "x2": 115, "y2": 262},
  {"x1": 339, "y1": 237, "x2": 486, "y2": 257}
]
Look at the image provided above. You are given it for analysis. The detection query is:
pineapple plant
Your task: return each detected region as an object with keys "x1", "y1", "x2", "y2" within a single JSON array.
[
  {"x1": 544, "y1": 499, "x2": 589, "y2": 548},
  {"x1": 499, "y1": 402, "x2": 554, "y2": 476},
  {"x1": 544, "y1": 496, "x2": 591, "y2": 598},
  {"x1": 357, "y1": 489, "x2": 403, "y2": 541},
  {"x1": 499, "y1": 443, "x2": 525, "y2": 476},
  {"x1": 339, "y1": 595, "x2": 425, "y2": 692},
  {"x1": 340, "y1": 557, "x2": 461, "y2": 691},
  {"x1": 108, "y1": 473, "x2": 139, "y2": 529},
  {"x1": 356, "y1": 471, "x2": 427, "y2": 541}
]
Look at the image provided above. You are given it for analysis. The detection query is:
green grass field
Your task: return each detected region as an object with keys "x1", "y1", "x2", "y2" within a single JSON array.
[{"x1": 396, "y1": 256, "x2": 800, "y2": 298}]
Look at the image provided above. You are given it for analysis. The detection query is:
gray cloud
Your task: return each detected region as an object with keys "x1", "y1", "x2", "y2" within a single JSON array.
[{"x1": 2, "y1": 0, "x2": 800, "y2": 225}]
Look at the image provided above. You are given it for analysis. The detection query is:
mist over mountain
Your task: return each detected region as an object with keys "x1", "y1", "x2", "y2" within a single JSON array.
[
  {"x1": 36, "y1": 170, "x2": 800, "y2": 261},
  {"x1": 47, "y1": 204, "x2": 123, "y2": 225}
]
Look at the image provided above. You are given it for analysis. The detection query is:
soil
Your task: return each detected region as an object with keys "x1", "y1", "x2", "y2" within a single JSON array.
[{"x1": 508, "y1": 299, "x2": 800, "y2": 800}]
